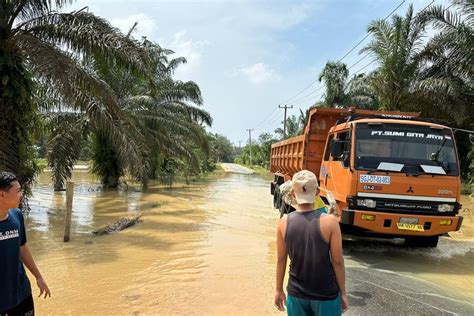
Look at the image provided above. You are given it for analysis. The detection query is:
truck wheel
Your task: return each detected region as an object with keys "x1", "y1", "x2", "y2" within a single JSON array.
[
  {"x1": 405, "y1": 235, "x2": 439, "y2": 248},
  {"x1": 273, "y1": 185, "x2": 281, "y2": 209},
  {"x1": 279, "y1": 201, "x2": 295, "y2": 218}
]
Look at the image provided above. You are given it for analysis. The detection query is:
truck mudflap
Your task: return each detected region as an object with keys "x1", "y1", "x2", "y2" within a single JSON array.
[{"x1": 340, "y1": 209, "x2": 463, "y2": 236}]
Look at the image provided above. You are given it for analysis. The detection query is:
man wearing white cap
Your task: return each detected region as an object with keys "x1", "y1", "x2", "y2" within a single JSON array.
[{"x1": 275, "y1": 170, "x2": 347, "y2": 315}]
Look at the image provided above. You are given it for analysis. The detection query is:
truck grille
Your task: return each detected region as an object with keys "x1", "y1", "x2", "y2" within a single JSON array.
[{"x1": 347, "y1": 197, "x2": 459, "y2": 215}]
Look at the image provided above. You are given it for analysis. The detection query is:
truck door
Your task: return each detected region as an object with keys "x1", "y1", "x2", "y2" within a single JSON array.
[{"x1": 323, "y1": 130, "x2": 352, "y2": 211}]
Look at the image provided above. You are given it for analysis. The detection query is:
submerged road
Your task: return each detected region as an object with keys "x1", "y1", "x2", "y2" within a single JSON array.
[
  {"x1": 220, "y1": 162, "x2": 255, "y2": 174},
  {"x1": 28, "y1": 170, "x2": 473, "y2": 315}
]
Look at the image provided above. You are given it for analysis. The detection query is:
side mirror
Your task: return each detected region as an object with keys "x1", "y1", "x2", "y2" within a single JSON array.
[{"x1": 332, "y1": 140, "x2": 344, "y2": 158}]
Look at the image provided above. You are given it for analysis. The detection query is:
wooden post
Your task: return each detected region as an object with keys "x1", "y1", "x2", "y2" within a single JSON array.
[{"x1": 63, "y1": 181, "x2": 74, "y2": 242}]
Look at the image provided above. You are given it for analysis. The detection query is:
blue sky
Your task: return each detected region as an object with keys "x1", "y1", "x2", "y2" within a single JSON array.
[{"x1": 67, "y1": 0, "x2": 440, "y2": 145}]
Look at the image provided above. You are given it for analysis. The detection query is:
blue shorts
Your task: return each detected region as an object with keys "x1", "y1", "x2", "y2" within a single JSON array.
[{"x1": 287, "y1": 294, "x2": 341, "y2": 316}]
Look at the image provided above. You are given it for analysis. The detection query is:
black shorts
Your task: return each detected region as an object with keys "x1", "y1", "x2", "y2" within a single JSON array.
[{"x1": 0, "y1": 294, "x2": 34, "y2": 316}]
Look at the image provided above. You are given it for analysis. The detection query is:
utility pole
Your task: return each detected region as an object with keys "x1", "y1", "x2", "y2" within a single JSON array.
[
  {"x1": 238, "y1": 140, "x2": 242, "y2": 149},
  {"x1": 279, "y1": 104, "x2": 293, "y2": 139},
  {"x1": 246, "y1": 129, "x2": 254, "y2": 165}
]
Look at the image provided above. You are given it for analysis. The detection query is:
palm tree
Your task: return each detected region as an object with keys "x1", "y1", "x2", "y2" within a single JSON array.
[
  {"x1": 416, "y1": 0, "x2": 474, "y2": 180},
  {"x1": 414, "y1": 0, "x2": 473, "y2": 124},
  {"x1": 46, "y1": 36, "x2": 212, "y2": 189},
  {"x1": 345, "y1": 73, "x2": 379, "y2": 110},
  {"x1": 275, "y1": 115, "x2": 301, "y2": 139},
  {"x1": 360, "y1": 4, "x2": 427, "y2": 111},
  {"x1": 1, "y1": 1, "x2": 154, "y2": 195},
  {"x1": 318, "y1": 61, "x2": 350, "y2": 107}
]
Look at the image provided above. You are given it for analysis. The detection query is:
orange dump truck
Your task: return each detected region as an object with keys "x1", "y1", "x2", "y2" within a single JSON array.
[{"x1": 270, "y1": 107, "x2": 463, "y2": 247}]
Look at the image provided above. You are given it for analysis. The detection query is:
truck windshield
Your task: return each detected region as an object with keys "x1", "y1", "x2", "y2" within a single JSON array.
[{"x1": 355, "y1": 123, "x2": 458, "y2": 176}]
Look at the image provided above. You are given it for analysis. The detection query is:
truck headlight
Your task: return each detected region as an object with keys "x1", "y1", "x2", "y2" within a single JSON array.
[
  {"x1": 357, "y1": 199, "x2": 376, "y2": 208},
  {"x1": 438, "y1": 204, "x2": 454, "y2": 212}
]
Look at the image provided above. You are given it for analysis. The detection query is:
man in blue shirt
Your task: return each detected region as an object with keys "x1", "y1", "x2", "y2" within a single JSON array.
[{"x1": 0, "y1": 172, "x2": 51, "y2": 315}]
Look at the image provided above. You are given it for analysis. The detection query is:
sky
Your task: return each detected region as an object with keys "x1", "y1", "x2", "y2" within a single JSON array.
[{"x1": 66, "y1": 0, "x2": 441, "y2": 145}]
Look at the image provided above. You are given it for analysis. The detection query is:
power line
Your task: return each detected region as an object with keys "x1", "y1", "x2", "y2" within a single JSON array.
[
  {"x1": 288, "y1": 85, "x2": 325, "y2": 105},
  {"x1": 257, "y1": 111, "x2": 285, "y2": 132},
  {"x1": 348, "y1": 53, "x2": 370, "y2": 70},
  {"x1": 290, "y1": 91, "x2": 324, "y2": 107},
  {"x1": 353, "y1": 60, "x2": 376, "y2": 75},
  {"x1": 252, "y1": 106, "x2": 280, "y2": 130},
  {"x1": 290, "y1": 0, "x2": 436, "y2": 112},
  {"x1": 275, "y1": 0, "x2": 406, "y2": 106},
  {"x1": 254, "y1": 108, "x2": 283, "y2": 130},
  {"x1": 256, "y1": 108, "x2": 289, "y2": 134},
  {"x1": 337, "y1": 0, "x2": 406, "y2": 63},
  {"x1": 348, "y1": 0, "x2": 434, "y2": 74}
]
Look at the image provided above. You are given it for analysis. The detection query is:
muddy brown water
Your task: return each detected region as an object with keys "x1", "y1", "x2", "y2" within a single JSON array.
[{"x1": 25, "y1": 171, "x2": 473, "y2": 315}]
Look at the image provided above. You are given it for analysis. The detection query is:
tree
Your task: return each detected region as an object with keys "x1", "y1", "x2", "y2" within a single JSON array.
[
  {"x1": 318, "y1": 61, "x2": 350, "y2": 107},
  {"x1": 209, "y1": 133, "x2": 233, "y2": 163},
  {"x1": 414, "y1": 0, "x2": 473, "y2": 124},
  {"x1": 360, "y1": 1, "x2": 473, "y2": 179},
  {"x1": 44, "y1": 34, "x2": 212, "y2": 189},
  {"x1": 275, "y1": 115, "x2": 301, "y2": 139},
  {"x1": 360, "y1": 4, "x2": 427, "y2": 111},
  {"x1": 1, "y1": 1, "x2": 154, "y2": 195},
  {"x1": 345, "y1": 73, "x2": 379, "y2": 110}
]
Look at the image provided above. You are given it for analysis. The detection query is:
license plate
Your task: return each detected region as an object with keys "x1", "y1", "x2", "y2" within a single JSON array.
[
  {"x1": 396, "y1": 223, "x2": 424, "y2": 231},
  {"x1": 359, "y1": 175, "x2": 391, "y2": 185},
  {"x1": 399, "y1": 217, "x2": 419, "y2": 224}
]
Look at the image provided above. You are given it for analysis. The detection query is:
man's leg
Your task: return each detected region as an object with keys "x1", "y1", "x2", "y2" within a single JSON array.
[
  {"x1": 1, "y1": 295, "x2": 35, "y2": 316},
  {"x1": 310, "y1": 294, "x2": 341, "y2": 316},
  {"x1": 286, "y1": 295, "x2": 312, "y2": 316}
]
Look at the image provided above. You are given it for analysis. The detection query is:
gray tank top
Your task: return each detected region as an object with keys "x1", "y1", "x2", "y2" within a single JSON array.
[{"x1": 285, "y1": 210, "x2": 339, "y2": 300}]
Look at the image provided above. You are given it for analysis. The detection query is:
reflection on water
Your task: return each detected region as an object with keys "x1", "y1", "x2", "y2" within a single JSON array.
[
  {"x1": 27, "y1": 171, "x2": 280, "y2": 315},
  {"x1": 25, "y1": 171, "x2": 474, "y2": 314}
]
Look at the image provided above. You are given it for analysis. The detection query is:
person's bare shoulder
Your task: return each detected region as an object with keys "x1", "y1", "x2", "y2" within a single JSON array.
[
  {"x1": 320, "y1": 213, "x2": 339, "y2": 229},
  {"x1": 278, "y1": 214, "x2": 288, "y2": 226},
  {"x1": 278, "y1": 214, "x2": 288, "y2": 236}
]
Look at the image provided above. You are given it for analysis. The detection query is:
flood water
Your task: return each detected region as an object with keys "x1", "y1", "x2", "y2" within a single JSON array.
[{"x1": 25, "y1": 171, "x2": 473, "y2": 315}]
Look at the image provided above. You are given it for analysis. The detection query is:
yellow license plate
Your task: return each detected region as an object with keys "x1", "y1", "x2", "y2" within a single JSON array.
[{"x1": 396, "y1": 223, "x2": 425, "y2": 232}]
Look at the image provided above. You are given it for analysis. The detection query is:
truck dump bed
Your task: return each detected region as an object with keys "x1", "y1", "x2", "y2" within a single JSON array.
[{"x1": 270, "y1": 108, "x2": 420, "y2": 180}]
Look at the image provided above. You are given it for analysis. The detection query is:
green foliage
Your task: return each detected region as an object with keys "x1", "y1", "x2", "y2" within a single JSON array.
[
  {"x1": 235, "y1": 132, "x2": 279, "y2": 168},
  {"x1": 0, "y1": 45, "x2": 40, "y2": 198},
  {"x1": 90, "y1": 132, "x2": 123, "y2": 189},
  {"x1": 274, "y1": 115, "x2": 303, "y2": 140},
  {"x1": 209, "y1": 133, "x2": 234, "y2": 163},
  {"x1": 318, "y1": 61, "x2": 349, "y2": 107}
]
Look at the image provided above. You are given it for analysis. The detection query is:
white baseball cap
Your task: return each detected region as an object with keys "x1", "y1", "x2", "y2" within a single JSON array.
[{"x1": 292, "y1": 170, "x2": 318, "y2": 204}]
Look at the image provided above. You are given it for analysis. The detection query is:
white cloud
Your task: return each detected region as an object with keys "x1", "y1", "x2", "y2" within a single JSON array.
[
  {"x1": 110, "y1": 13, "x2": 157, "y2": 39},
  {"x1": 236, "y1": 63, "x2": 281, "y2": 84}
]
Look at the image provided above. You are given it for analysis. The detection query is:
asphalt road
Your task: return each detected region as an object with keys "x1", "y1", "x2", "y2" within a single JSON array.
[{"x1": 345, "y1": 265, "x2": 473, "y2": 315}]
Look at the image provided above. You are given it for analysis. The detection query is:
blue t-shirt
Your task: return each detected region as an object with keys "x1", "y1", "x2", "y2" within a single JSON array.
[{"x1": 0, "y1": 208, "x2": 32, "y2": 311}]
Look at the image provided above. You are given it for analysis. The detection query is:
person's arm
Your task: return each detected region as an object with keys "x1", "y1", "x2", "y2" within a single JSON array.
[
  {"x1": 20, "y1": 245, "x2": 51, "y2": 298},
  {"x1": 275, "y1": 216, "x2": 288, "y2": 312},
  {"x1": 329, "y1": 218, "x2": 347, "y2": 312}
]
